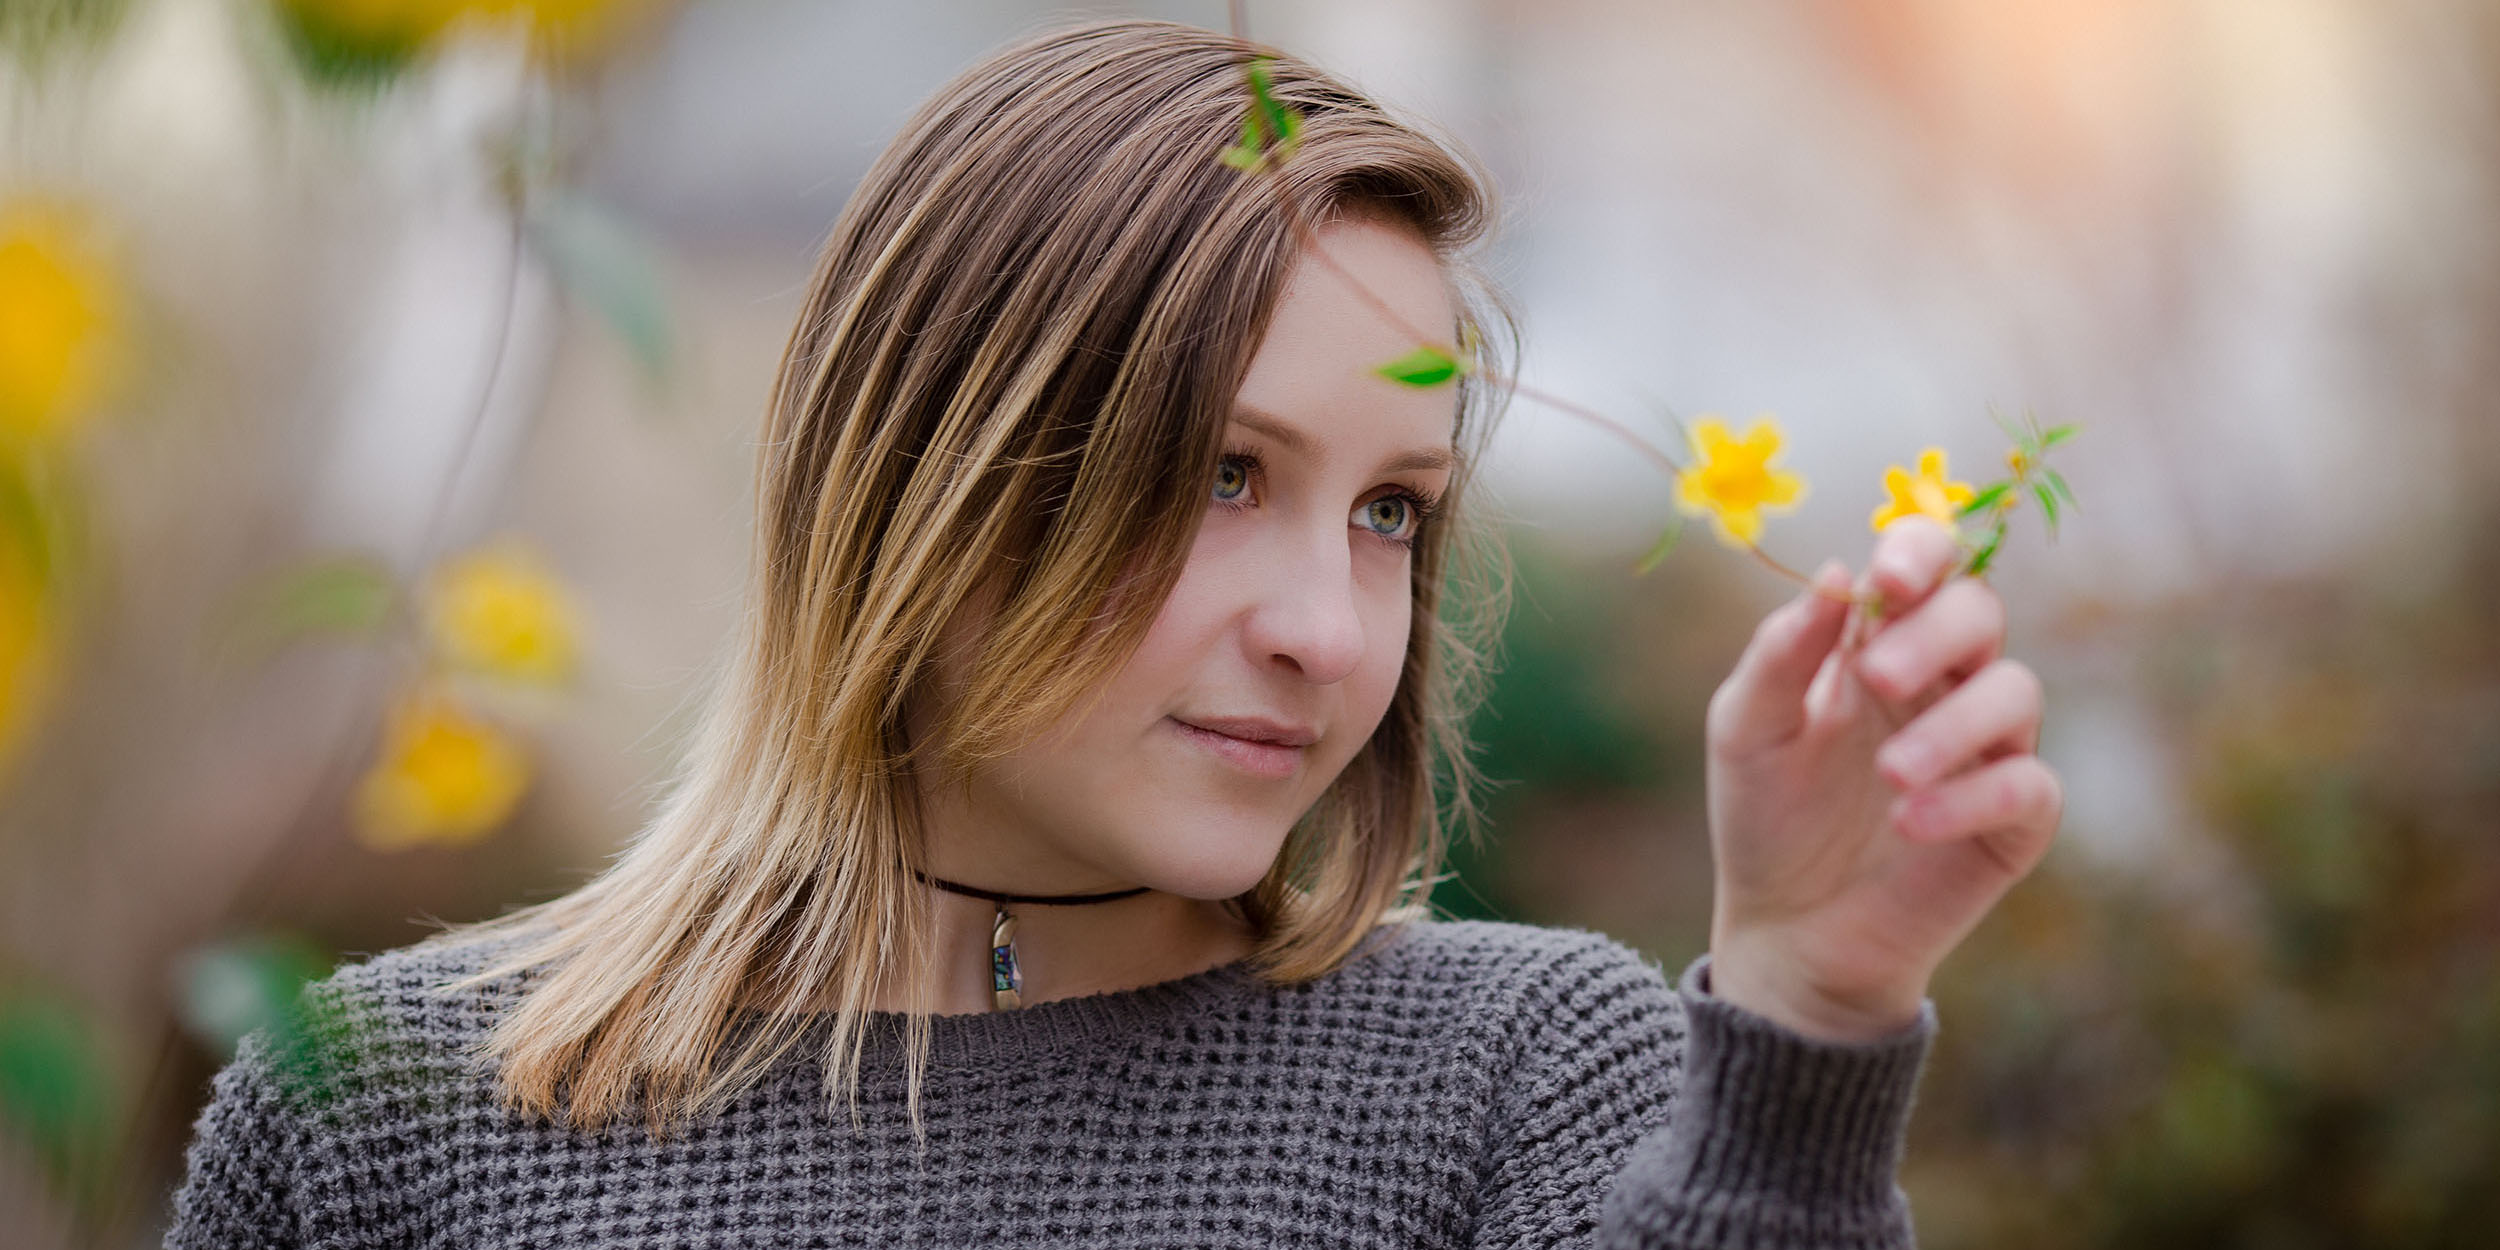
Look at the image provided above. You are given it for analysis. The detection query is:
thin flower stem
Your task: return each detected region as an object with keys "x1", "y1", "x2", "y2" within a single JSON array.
[
  {"x1": 1746, "y1": 541, "x2": 1863, "y2": 605},
  {"x1": 1225, "y1": 20, "x2": 1857, "y2": 606},
  {"x1": 1267, "y1": 179, "x2": 1694, "y2": 479},
  {"x1": 1502, "y1": 376, "x2": 1684, "y2": 477}
]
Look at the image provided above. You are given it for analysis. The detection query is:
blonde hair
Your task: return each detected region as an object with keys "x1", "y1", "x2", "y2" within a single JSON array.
[{"x1": 427, "y1": 17, "x2": 1515, "y2": 1141}]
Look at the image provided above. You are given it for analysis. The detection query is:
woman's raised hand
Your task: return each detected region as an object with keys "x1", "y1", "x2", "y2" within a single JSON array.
[{"x1": 1698, "y1": 515, "x2": 2063, "y2": 1042}]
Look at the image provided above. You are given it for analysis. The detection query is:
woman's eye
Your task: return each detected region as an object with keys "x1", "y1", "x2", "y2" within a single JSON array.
[
  {"x1": 1357, "y1": 494, "x2": 1413, "y2": 540},
  {"x1": 1212, "y1": 455, "x2": 1251, "y2": 502}
]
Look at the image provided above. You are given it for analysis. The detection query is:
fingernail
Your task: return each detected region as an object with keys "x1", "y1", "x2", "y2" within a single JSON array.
[{"x1": 1878, "y1": 739, "x2": 1928, "y2": 788}]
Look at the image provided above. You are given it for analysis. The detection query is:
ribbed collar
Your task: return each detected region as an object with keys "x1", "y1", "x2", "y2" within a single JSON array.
[{"x1": 776, "y1": 955, "x2": 1268, "y2": 1073}]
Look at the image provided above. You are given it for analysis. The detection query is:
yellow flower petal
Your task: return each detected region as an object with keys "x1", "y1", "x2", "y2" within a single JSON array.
[
  {"x1": 1674, "y1": 413, "x2": 1807, "y2": 549},
  {"x1": 0, "y1": 197, "x2": 121, "y2": 442},
  {"x1": 1690, "y1": 416, "x2": 1736, "y2": 460},
  {"x1": 1739, "y1": 419, "x2": 1784, "y2": 460},
  {"x1": 1870, "y1": 445, "x2": 1977, "y2": 535},
  {"x1": 422, "y1": 538, "x2": 582, "y2": 686},
  {"x1": 352, "y1": 685, "x2": 531, "y2": 851}
]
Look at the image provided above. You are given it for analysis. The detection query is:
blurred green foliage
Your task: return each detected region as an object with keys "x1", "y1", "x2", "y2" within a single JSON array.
[
  {"x1": 1905, "y1": 542, "x2": 2500, "y2": 1248},
  {"x1": 1444, "y1": 519, "x2": 2500, "y2": 1247},
  {"x1": 0, "y1": 0, "x2": 130, "y2": 66},
  {"x1": 0, "y1": 985, "x2": 119, "y2": 1214}
]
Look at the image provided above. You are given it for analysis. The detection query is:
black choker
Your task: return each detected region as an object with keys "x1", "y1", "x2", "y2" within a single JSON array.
[{"x1": 910, "y1": 869, "x2": 1151, "y2": 1010}]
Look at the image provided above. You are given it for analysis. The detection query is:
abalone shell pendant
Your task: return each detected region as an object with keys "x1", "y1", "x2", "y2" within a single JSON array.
[{"x1": 989, "y1": 904, "x2": 1022, "y2": 1010}]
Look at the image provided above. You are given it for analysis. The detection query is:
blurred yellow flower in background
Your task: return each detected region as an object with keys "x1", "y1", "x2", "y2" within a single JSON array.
[
  {"x1": 421, "y1": 538, "x2": 582, "y2": 686},
  {"x1": 1870, "y1": 447, "x2": 1977, "y2": 535},
  {"x1": 0, "y1": 549, "x2": 59, "y2": 775},
  {"x1": 352, "y1": 684, "x2": 531, "y2": 850},
  {"x1": 1673, "y1": 415, "x2": 1809, "y2": 547},
  {"x1": 0, "y1": 197, "x2": 121, "y2": 443},
  {"x1": 268, "y1": 0, "x2": 660, "y2": 83},
  {"x1": 469, "y1": 0, "x2": 647, "y2": 50}
]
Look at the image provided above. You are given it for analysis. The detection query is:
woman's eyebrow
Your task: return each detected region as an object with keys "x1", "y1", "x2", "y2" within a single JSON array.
[{"x1": 1229, "y1": 405, "x2": 1454, "y2": 474}]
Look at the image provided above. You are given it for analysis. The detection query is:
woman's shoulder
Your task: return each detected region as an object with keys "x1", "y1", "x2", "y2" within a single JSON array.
[
  {"x1": 1360, "y1": 915, "x2": 1678, "y2": 990},
  {"x1": 313, "y1": 925, "x2": 541, "y2": 1029},
  {"x1": 225, "y1": 927, "x2": 543, "y2": 1113},
  {"x1": 1330, "y1": 915, "x2": 1686, "y2": 1044}
]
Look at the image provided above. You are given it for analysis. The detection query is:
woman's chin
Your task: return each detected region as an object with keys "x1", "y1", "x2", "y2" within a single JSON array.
[{"x1": 1126, "y1": 823, "x2": 1291, "y2": 901}]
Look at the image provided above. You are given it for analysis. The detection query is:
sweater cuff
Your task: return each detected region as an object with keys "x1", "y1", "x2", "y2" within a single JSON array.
[{"x1": 1601, "y1": 953, "x2": 1935, "y2": 1249}]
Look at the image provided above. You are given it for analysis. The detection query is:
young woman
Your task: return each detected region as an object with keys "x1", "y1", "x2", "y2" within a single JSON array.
[{"x1": 167, "y1": 19, "x2": 2061, "y2": 1249}]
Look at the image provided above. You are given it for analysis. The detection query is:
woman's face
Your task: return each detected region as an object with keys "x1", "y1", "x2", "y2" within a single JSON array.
[{"x1": 925, "y1": 213, "x2": 1461, "y2": 900}]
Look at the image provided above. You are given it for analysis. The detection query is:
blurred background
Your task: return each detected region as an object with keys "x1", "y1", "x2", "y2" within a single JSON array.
[{"x1": 3, "y1": 0, "x2": 2495, "y2": 1245}]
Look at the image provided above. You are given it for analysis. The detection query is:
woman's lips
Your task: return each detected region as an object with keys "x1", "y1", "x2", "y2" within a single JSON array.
[{"x1": 1169, "y1": 717, "x2": 1306, "y2": 780}]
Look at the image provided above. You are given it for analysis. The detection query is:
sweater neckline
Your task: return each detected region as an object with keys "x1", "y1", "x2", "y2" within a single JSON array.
[{"x1": 768, "y1": 954, "x2": 1265, "y2": 1072}]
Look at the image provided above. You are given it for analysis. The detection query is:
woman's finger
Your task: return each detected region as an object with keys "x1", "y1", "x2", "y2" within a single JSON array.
[
  {"x1": 1705, "y1": 559, "x2": 1854, "y2": 757},
  {"x1": 1887, "y1": 751, "x2": 2064, "y2": 856},
  {"x1": 1873, "y1": 658, "x2": 2043, "y2": 792},
  {"x1": 1855, "y1": 577, "x2": 2007, "y2": 713},
  {"x1": 1863, "y1": 516, "x2": 1964, "y2": 629}
]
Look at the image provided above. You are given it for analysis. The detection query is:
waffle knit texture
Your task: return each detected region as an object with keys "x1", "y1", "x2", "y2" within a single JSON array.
[{"x1": 163, "y1": 917, "x2": 1935, "y2": 1248}]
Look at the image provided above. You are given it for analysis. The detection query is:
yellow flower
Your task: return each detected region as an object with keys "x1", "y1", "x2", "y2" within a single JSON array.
[
  {"x1": 422, "y1": 538, "x2": 582, "y2": 686},
  {"x1": 1673, "y1": 415, "x2": 1809, "y2": 547},
  {"x1": 0, "y1": 544, "x2": 60, "y2": 776},
  {"x1": 352, "y1": 684, "x2": 531, "y2": 851},
  {"x1": 2008, "y1": 446, "x2": 2033, "y2": 477},
  {"x1": 0, "y1": 197, "x2": 121, "y2": 443},
  {"x1": 1870, "y1": 447, "x2": 1977, "y2": 535},
  {"x1": 465, "y1": 0, "x2": 655, "y2": 63}
]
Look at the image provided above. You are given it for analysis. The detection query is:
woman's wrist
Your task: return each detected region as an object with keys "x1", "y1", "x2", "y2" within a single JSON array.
[{"x1": 1703, "y1": 937, "x2": 1927, "y2": 1044}]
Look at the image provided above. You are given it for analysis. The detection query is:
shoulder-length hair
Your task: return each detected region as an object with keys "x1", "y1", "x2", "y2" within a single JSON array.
[{"x1": 429, "y1": 16, "x2": 1515, "y2": 1141}]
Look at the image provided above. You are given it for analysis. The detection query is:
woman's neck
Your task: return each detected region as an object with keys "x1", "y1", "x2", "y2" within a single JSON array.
[{"x1": 878, "y1": 881, "x2": 1255, "y2": 1016}]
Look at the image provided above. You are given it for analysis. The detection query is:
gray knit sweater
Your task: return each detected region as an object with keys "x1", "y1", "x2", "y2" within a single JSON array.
[{"x1": 163, "y1": 917, "x2": 1935, "y2": 1248}]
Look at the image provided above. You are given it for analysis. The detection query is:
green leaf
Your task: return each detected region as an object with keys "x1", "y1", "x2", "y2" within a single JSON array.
[
  {"x1": 2031, "y1": 481, "x2": 2061, "y2": 537},
  {"x1": 1964, "y1": 525, "x2": 2006, "y2": 577},
  {"x1": 1632, "y1": 515, "x2": 1684, "y2": 575},
  {"x1": 1248, "y1": 60, "x2": 1301, "y2": 157},
  {"x1": 1271, "y1": 98, "x2": 1304, "y2": 163},
  {"x1": 1376, "y1": 345, "x2": 1462, "y2": 387},
  {"x1": 526, "y1": 193, "x2": 675, "y2": 390},
  {"x1": 175, "y1": 934, "x2": 335, "y2": 1060},
  {"x1": 204, "y1": 553, "x2": 397, "y2": 671},
  {"x1": 2045, "y1": 468, "x2": 2077, "y2": 505},
  {"x1": 267, "y1": 0, "x2": 455, "y2": 91},
  {"x1": 1222, "y1": 58, "x2": 1305, "y2": 174},
  {"x1": 1958, "y1": 481, "x2": 2015, "y2": 517},
  {"x1": 1988, "y1": 406, "x2": 2027, "y2": 447},
  {"x1": 176, "y1": 935, "x2": 372, "y2": 1110},
  {"x1": 2039, "y1": 423, "x2": 2079, "y2": 448},
  {"x1": 0, "y1": 986, "x2": 119, "y2": 1206}
]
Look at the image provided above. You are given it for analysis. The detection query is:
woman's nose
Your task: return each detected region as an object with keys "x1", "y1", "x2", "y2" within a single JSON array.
[{"x1": 1242, "y1": 524, "x2": 1366, "y2": 685}]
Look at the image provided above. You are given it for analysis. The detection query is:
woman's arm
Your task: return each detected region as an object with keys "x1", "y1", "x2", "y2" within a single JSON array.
[
  {"x1": 1597, "y1": 955, "x2": 1929, "y2": 1248},
  {"x1": 1466, "y1": 935, "x2": 1929, "y2": 1250}
]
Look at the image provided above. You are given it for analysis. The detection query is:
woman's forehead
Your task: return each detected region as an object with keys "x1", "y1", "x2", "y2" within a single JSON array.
[{"x1": 1233, "y1": 218, "x2": 1460, "y2": 464}]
